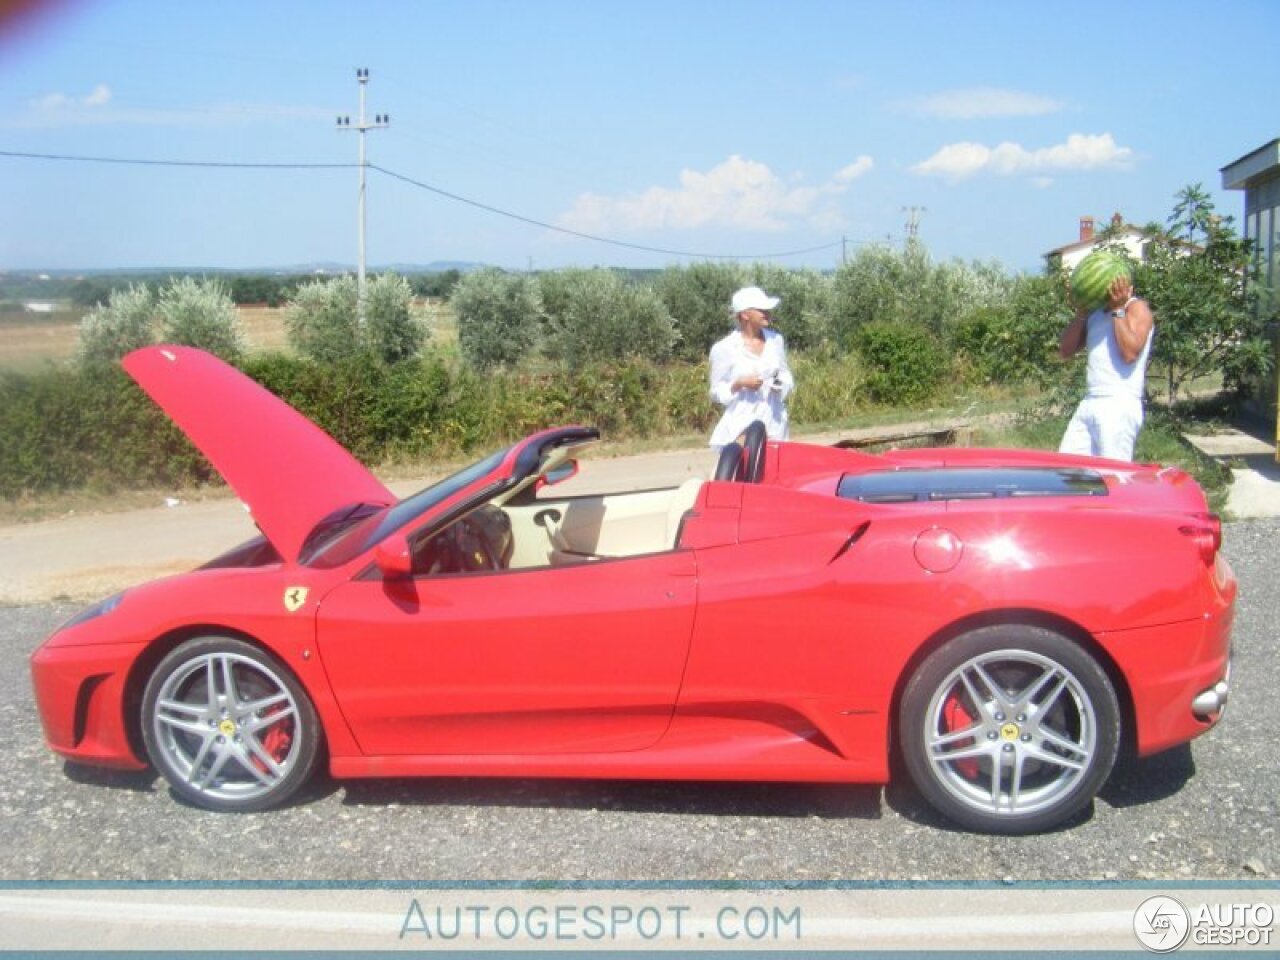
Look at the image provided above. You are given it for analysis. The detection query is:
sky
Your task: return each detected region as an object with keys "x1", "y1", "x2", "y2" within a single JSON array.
[{"x1": 1, "y1": 0, "x2": 1277, "y2": 275}]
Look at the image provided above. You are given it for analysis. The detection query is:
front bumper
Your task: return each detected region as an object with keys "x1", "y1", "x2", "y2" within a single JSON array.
[{"x1": 30, "y1": 640, "x2": 148, "y2": 770}]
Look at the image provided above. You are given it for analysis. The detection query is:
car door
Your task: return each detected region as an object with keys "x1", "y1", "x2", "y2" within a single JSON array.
[{"x1": 316, "y1": 550, "x2": 697, "y2": 756}]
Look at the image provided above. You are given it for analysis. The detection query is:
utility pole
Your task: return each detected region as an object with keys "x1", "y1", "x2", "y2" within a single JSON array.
[
  {"x1": 902, "y1": 206, "x2": 925, "y2": 247},
  {"x1": 337, "y1": 68, "x2": 389, "y2": 319}
]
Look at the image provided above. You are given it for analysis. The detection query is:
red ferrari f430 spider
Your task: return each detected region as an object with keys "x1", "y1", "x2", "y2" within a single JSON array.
[{"x1": 31, "y1": 346, "x2": 1236, "y2": 833}]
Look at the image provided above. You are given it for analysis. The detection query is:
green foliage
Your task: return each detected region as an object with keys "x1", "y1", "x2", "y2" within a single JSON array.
[
  {"x1": 225, "y1": 274, "x2": 309, "y2": 307},
  {"x1": 0, "y1": 365, "x2": 216, "y2": 496},
  {"x1": 410, "y1": 270, "x2": 463, "y2": 299},
  {"x1": 853, "y1": 320, "x2": 949, "y2": 405},
  {"x1": 1135, "y1": 185, "x2": 1274, "y2": 404},
  {"x1": 283, "y1": 274, "x2": 425, "y2": 366},
  {"x1": 655, "y1": 262, "x2": 746, "y2": 361},
  {"x1": 742, "y1": 263, "x2": 832, "y2": 351},
  {"x1": 77, "y1": 284, "x2": 156, "y2": 367},
  {"x1": 156, "y1": 276, "x2": 245, "y2": 363},
  {"x1": 540, "y1": 268, "x2": 676, "y2": 366},
  {"x1": 451, "y1": 269, "x2": 542, "y2": 371},
  {"x1": 363, "y1": 273, "x2": 428, "y2": 365},
  {"x1": 830, "y1": 244, "x2": 1012, "y2": 346},
  {"x1": 285, "y1": 276, "x2": 359, "y2": 364},
  {"x1": 951, "y1": 274, "x2": 1073, "y2": 386}
]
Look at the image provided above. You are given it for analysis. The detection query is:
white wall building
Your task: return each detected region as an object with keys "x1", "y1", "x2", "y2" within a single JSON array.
[{"x1": 1044, "y1": 214, "x2": 1152, "y2": 271}]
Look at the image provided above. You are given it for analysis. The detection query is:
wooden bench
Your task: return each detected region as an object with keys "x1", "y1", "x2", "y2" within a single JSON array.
[{"x1": 832, "y1": 426, "x2": 960, "y2": 451}]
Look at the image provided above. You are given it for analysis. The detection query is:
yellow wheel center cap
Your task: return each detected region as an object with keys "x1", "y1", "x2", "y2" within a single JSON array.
[
  {"x1": 219, "y1": 719, "x2": 237, "y2": 736},
  {"x1": 1000, "y1": 722, "x2": 1020, "y2": 741}
]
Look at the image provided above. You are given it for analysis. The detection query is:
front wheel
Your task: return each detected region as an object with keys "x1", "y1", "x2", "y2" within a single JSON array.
[
  {"x1": 141, "y1": 636, "x2": 322, "y2": 812},
  {"x1": 899, "y1": 625, "x2": 1120, "y2": 834}
]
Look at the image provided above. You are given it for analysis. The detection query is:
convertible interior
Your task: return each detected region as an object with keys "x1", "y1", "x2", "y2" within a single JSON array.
[
  {"x1": 411, "y1": 477, "x2": 704, "y2": 575},
  {"x1": 407, "y1": 422, "x2": 771, "y2": 576}
]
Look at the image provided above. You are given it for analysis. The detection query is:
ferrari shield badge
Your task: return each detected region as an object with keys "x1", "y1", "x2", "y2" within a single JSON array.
[{"x1": 283, "y1": 586, "x2": 309, "y2": 612}]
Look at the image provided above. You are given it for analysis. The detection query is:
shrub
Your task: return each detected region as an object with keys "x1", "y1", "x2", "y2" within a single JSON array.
[
  {"x1": 655, "y1": 262, "x2": 746, "y2": 362},
  {"x1": 854, "y1": 321, "x2": 949, "y2": 405},
  {"x1": 0, "y1": 365, "x2": 215, "y2": 496},
  {"x1": 451, "y1": 269, "x2": 542, "y2": 370},
  {"x1": 831, "y1": 245, "x2": 1014, "y2": 346},
  {"x1": 285, "y1": 276, "x2": 360, "y2": 364},
  {"x1": 363, "y1": 272, "x2": 428, "y2": 365},
  {"x1": 77, "y1": 284, "x2": 156, "y2": 367},
  {"x1": 540, "y1": 269, "x2": 676, "y2": 366},
  {"x1": 742, "y1": 263, "x2": 832, "y2": 352},
  {"x1": 949, "y1": 272, "x2": 1068, "y2": 388},
  {"x1": 156, "y1": 276, "x2": 245, "y2": 363}
]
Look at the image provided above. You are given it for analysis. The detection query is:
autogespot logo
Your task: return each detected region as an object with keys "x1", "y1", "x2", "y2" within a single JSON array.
[{"x1": 1134, "y1": 896, "x2": 1191, "y2": 953}]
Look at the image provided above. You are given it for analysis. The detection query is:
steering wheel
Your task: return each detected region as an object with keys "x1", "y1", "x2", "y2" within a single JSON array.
[
  {"x1": 741, "y1": 420, "x2": 767, "y2": 483},
  {"x1": 713, "y1": 441, "x2": 744, "y2": 482}
]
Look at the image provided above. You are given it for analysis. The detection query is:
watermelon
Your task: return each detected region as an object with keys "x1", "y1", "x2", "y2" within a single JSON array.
[{"x1": 1070, "y1": 251, "x2": 1131, "y2": 312}]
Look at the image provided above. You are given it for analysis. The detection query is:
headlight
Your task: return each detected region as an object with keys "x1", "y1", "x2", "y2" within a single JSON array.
[{"x1": 58, "y1": 591, "x2": 126, "y2": 631}]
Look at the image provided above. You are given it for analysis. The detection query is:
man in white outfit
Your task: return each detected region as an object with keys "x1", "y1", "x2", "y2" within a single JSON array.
[
  {"x1": 708, "y1": 286, "x2": 794, "y2": 449},
  {"x1": 1058, "y1": 273, "x2": 1155, "y2": 461}
]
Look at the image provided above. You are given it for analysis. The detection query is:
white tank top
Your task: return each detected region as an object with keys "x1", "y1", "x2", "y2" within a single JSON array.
[{"x1": 1085, "y1": 304, "x2": 1152, "y2": 400}]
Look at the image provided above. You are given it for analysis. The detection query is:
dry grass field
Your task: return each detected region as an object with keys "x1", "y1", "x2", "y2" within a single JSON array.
[
  {"x1": 0, "y1": 301, "x2": 454, "y2": 372},
  {"x1": 0, "y1": 314, "x2": 82, "y2": 371}
]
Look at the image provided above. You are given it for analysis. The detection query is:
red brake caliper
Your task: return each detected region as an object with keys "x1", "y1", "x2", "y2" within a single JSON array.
[
  {"x1": 943, "y1": 693, "x2": 980, "y2": 780},
  {"x1": 253, "y1": 705, "x2": 292, "y2": 772}
]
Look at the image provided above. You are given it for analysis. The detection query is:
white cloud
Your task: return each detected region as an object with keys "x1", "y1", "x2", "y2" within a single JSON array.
[
  {"x1": 910, "y1": 133, "x2": 1134, "y2": 181},
  {"x1": 910, "y1": 86, "x2": 1064, "y2": 119},
  {"x1": 35, "y1": 92, "x2": 71, "y2": 110},
  {"x1": 557, "y1": 154, "x2": 873, "y2": 234},
  {"x1": 834, "y1": 156, "x2": 874, "y2": 183},
  {"x1": 32, "y1": 84, "x2": 111, "y2": 112},
  {"x1": 83, "y1": 84, "x2": 112, "y2": 107}
]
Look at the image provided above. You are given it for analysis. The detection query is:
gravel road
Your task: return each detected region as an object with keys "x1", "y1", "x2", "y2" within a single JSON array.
[{"x1": 2, "y1": 519, "x2": 1276, "y2": 883}]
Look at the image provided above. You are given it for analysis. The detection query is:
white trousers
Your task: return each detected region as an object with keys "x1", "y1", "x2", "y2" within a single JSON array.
[{"x1": 1059, "y1": 394, "x2": 1144, "y2": 462}]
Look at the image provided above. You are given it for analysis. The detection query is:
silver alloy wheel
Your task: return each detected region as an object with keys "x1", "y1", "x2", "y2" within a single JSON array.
[
  {"x1": 150, "y1": 650, "x2": 303, "y2": 804},
  {"x1": 922, "y1": 648, "x2": 1098, "y2": 818}
]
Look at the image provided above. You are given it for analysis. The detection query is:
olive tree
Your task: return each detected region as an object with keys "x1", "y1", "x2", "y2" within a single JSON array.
[
  {"x1": 540, "y1": 268, "x2": 676, "y2": 366},
  {"x1": 451, "y1": 268, "x2": 542, "y2": 370},
  {"x1": 77, "y1": 283, "x2": 156, "y2": 366},
  {"x1": 156, "y1": 276, "x2": 245, "y2": 363}
]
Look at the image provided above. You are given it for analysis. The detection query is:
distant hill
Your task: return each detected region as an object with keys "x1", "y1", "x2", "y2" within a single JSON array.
[{"x1": 3, "y1": 261, "x2": 489, "y2": 277}]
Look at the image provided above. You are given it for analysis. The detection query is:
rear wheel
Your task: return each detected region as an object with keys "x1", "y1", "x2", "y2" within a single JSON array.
[
  {"x1": 141, "y1": 636, "x2": 322, "y2": 812},
  {"x1": 899, "y1": 625, "x2": 1119, "y2": 834}
]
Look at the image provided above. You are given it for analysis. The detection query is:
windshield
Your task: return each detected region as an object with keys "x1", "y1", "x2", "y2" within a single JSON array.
[{"x1": 303, "y1": 445, "x2": 511, "y2": 568}]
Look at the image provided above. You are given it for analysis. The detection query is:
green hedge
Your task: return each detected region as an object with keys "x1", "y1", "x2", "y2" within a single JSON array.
[
  {"x1": 1, "y1": 346, "x2": 964, "y2": 498},
  {"x1": 0, "y1": 354, "x2": 725, "y2": 497}
]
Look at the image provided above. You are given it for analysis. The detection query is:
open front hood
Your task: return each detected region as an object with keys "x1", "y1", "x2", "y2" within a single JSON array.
[{"x1": 123, "y1": 346, "x2": 395, "y2": 563}]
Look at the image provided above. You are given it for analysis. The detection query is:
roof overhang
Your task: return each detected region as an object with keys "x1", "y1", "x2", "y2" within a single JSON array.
[{"x1": 1221, "y1": 138, "x2": 1280, "y2": 191}]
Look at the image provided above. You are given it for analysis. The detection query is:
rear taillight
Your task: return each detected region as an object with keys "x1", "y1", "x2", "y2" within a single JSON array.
[{"x1": 1179, "y1": 512, "x2": 1222, "y2": 565}]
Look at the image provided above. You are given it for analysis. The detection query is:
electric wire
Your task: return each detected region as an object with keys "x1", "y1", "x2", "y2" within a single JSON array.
[
  {"x1": 369, "y1": 164, "x2": 843, "y2": 261},
  {"x1": 1, "y1": 148, "x2": 852, "y2": 261}
]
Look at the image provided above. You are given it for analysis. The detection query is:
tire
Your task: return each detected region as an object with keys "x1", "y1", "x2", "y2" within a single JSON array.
[
  {"x1": 899, "y1": 625, "x2": 1120, "y2": 834},
  {"x1": 141, "y1": 636, "x2": 322, "y2": 812}
]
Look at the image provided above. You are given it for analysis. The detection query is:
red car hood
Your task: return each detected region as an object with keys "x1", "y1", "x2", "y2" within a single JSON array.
[{"x1": 123, "y1": 345, "x2": 395, "y2": 563}]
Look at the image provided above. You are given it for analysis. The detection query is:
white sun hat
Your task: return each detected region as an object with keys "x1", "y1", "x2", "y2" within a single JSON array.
[{"x1": 730, "y1": 286, "x2": 780, "y2": 314}]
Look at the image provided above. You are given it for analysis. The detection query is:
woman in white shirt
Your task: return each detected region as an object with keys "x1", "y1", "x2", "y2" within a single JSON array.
[{"x1": 708, "y1": 286, "x2": 795, "y2": 449}]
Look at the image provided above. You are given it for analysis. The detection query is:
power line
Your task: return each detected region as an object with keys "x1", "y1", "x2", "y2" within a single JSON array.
[
  {"x1": 1, "y1": 147, "x2": 847, "y2": 261},
  {"x1": 0, "y1": 149, "x2": 350, "y2": 169},
  {"x1": 370, "y1": 164, "x2": 842, "y2": 261}
]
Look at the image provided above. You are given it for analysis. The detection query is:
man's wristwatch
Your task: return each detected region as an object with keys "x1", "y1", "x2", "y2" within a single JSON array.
[{"x1": 1110, "y1": 307, "x2": 1127, "y2": 318}]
